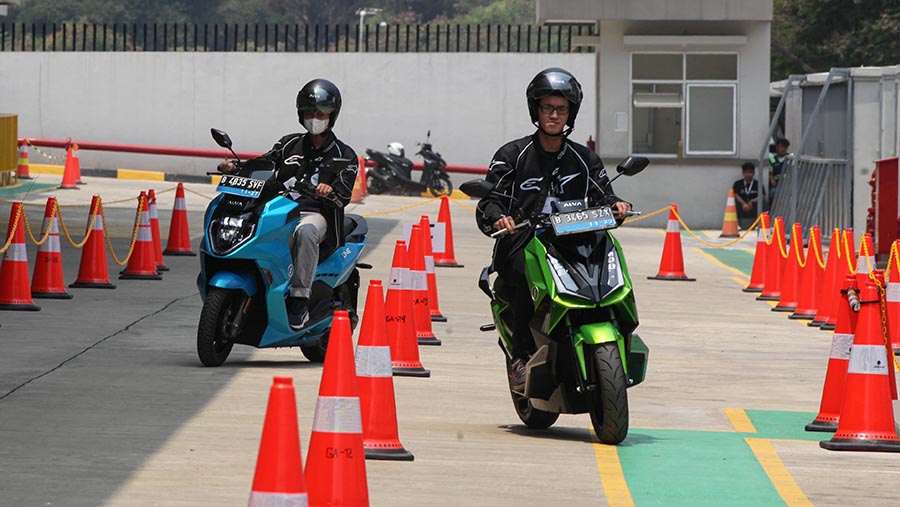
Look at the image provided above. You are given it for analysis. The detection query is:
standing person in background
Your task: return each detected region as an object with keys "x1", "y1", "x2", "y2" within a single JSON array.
[
  {"x1": 768, "y1": 138, "x2": 791, "y2": 208},
  {"x1": 733, "y1": 161, "x2": 761, "y2": 230}
]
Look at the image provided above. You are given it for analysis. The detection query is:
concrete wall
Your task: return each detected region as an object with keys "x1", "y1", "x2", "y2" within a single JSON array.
[{"x1": 537, "y1": 0, "x2": 772, "y2": 21}]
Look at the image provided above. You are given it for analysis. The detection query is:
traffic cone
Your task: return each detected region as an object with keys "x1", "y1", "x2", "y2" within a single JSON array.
[
  {"x1": 247, "y1": 376, "x2": 308, "y2": 507},
  {"x1": 757, "y1": 217, "x2": 785, "y2": 301},
  {"x1": 163, "y1": 183, "x2": 196, "y2": 256},
  {"x1": 73, "y1": 144, "x2": 85, "y2": 185},
  {"x1": 305, "y1": 310, "x2": 369, "y2": 506},
  {"x1": 886, "y1": 240, "x2": 900, "y2": 353},
  {"x1": 809, "y1": 228, "x2": 841, "y2": 327},
  {"x1": 773, "y1": 222, "x2": 803, "y2": 312},
  {"x1": 70, "y1": 195, "x2": 116, "y2": 289},
  {"x1": 822, "y1": 229, "x2": 855, "y2": 331},
  {"x1": 820, "y1": 272, "x2": 900, "y2": 452},
  {"x1": 351, "y1": 157, "x2": 365, "y2": 204},
  {"x1": 420, "y1": 214, "x2": 447, "y2": 322},
  {"x1": 719, "y1": 188, "x2": 739, "y2": 238},
  {"x1": 433, "y1": 196, "x2": 464, "y2": 268},
  {"x1": 31, "y1": 197, "x2": 72, "y2": 299},
  {"x1": 120, "y1": 192, "x2": 162, "y2": 280},
  {"x1": 791, "y1": 226, "x2": 825, "y2": 319},
  {"x1": 856, "y1": 233, "x2": 875, "y2": 289},
  {"x1": 356, "y1": 280, "x2": 414, "y2": 461},
  {"x1": 743, "y1": 212, "x2": 769, "y2": 293},
  {"x1": 409, "y1": 224, "x2": 441, "y2": 346},
  {"x1": 385, "y1": 240, "x2": 430, "y2": 377},
  {"x1": 648, "y1": 204, "x2": 696, "y2": 281},
  {"x1": 16, "y1": 145, "x2": 31, "y2": 180},
  {"x1": 59, "y1": 146, "x2": 79, "y2": 190},
  {"x1": 358, "y1": 155, "x2": 368, "y2": 197},
  {"x1": 147, "y1": 189, "x2": 169, "y2": 272},
  {"x1": 0, "y1": 202, "x2": 41, "y2": 311},
  {"x1": 806, "y1": 274, "x2": 858, "y2": 432}
]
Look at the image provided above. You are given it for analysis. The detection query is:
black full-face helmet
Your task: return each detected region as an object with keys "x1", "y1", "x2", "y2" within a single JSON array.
[
  {"x1": 526, "y1": 67, "x2": 583, "y2": 135},
  {"x1": 296, "y1": 79, "x2": 342, "y2": 129}
]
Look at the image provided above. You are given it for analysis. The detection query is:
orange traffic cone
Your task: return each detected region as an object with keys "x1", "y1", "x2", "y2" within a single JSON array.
[
  {"x1": 248, "y1": 376, "x2": 308, "y2": 507},
  {"x1": 409, "y1": 224, "x2": 441, "y2": 346},
  {"x1": 719, "y1": 188, "x2": 739, "y2": 238},
  {"x1": 648, "y1": 204, "x2": 695, "y2": 281},
  {"x1": 791, "y1": 226, "x2": 825, "y2": 319},
  {"x1": 886, "y1": 240, "x2": 900, "y2": 353},
  {"x1": 147, "y1": 189, "x2": 169, "y2": 272},
  {"x1": 359, "y1": 155, "x2": 368, "y2": 197},
  {"x1": 385, "y1": 240, "x2": 430, "y2": 377},
  {"x1": 70, "y1": 195, "x2": 116, "y2": 289},
  {"x1": 59, "y1": 146, "x2": 79, "y2": 190},
  {"x1": 31, "y1": 197, "x2": 72, "y2": 299},
  {"x1": 351, "y1": 161, "x2": 365, "y2": 204},
  {"x1": 0, "y1": 202, "x2": 40, "y2": 311},
  {"x1": 420, "y1": 214, "x2": 446, "y2": 322},
  {"x1": 856, "y1": 233, "x2": 876, "y2": 289},
  {"x1": 305, "y1": 310, "x2": 369, "y2": 506},
  {"x1": 809, "y1": 228, "x2": 842, "y2": 327},
  {"x1": 821, "y1": 272, "x2": 900, "y2": 452},
  {"x1": 163, "y1": 183, "x2": 196, "y2": 256},
  {"x1": 757, "y1": 217, "x2": 785, "y2": 301},
  {"x1": 822, "y1": 229, "x2": 855, "y2": 331},
  {"x1": 806, "y1": 274, "x2": 858, "y2": 432},
  {"x1": 73, "y1": 144, "x2": 85, "y2": 185},
  {"x1": 356, "y1": 280, "x2": 415, "y2": 461},
  {"x1": 120, "y1": 192, "x2": 162, "y2": 280},
  {"x1": 743, "y1": 212, "x2": 769, "y2": 293},
  {"x1": 16, "y1": 145, "x2": 31, "y2": 180},
  {"x1": 773, "y1": 222, "x2": 804, "y2": 312},
  {"x1": 433, "y1": 196, "x2": 464, "y2": 268}
]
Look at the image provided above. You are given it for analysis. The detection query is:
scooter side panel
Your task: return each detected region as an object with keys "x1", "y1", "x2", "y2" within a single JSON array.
[
  {"x1": 208, "y1": 271, "x2": 258, "y2": 295},
  {"x1": 315, "y1": 239, "x2": 367, "y2": 288}
]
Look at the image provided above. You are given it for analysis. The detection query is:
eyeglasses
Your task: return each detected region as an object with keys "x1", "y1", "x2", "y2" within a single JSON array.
[{"x1": 538, "y1": 104, "x2": 569, "y2": 116}]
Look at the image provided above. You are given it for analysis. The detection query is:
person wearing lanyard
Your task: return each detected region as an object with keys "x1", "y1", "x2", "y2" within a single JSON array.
[{"x1": 733, "y1": 161, "x2": 761, "y2": 230}]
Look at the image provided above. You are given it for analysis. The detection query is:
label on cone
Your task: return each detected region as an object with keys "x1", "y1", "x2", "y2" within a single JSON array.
[
  {"x1": 389, "y1": 267, "x2": 409, "y2": 290},
  {"x1": 248, "y1": 492, "x2": 309, "y2": 507},
  {"x1": 847, "y1": 344, "x2": 889, "y2": 375},
  {"x1": 355, "y1": 345, "x2": 392, "y2": 378},
  {"x1": 887, "y1": 283, "x2": 900, "y2": 302},
  {"x1": 312, "y1": 396, "x2": 363, "y2": 433},
  {"x1": 830, "y1": 333, "x2": 853, "y2": 360}
]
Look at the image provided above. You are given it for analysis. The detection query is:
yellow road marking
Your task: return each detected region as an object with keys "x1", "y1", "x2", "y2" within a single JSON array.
[
  {"x1": 745, "y1": 438, "x2": 814, "y2": 507},
  {"x1": 592, "y1": 438, "x2": 635, "y2": 507},
  {"x1": 117, "y1": 168, "x2": 165, "y2": 181},
  {"x1": 723, "y1": 408, "x2": 757, "y2": 433},
  {"x1": 692, "y1": 246, "x2": 750, "y2": 280}
]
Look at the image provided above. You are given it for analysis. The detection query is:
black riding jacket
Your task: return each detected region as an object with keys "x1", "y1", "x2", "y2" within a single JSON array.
[{"x1": 476, "y1": 132, "x2": 626, "y2": 269}]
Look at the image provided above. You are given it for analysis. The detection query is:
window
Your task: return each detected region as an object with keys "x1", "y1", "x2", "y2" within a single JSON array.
[{"x1": 631, "y1": 52, "x2": 738, "y2": 156}]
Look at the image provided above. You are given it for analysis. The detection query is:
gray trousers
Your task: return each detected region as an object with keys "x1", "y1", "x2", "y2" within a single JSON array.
[{"x1": 289, "y1": 212, "x2": 327, "y2": 298}]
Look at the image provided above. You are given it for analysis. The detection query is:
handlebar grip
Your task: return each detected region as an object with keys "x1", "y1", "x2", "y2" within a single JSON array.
[
  {"x1": 490, "y1": 220, "x2": 530, "y2": 239},
  {"x1": 625, "y1": 211, "x2": 642, "y2": 217}
]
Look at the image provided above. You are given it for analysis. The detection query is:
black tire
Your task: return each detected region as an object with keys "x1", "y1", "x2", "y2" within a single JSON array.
[
  {"x1": 197, "y1": 288, "x2": 241, "y2": 367},
  {"x1": 589, "y1": 342, "x2": 629, "y2": 444},
  {"x1": 507, "y1": 358, "x2": 559, "y2": 429},
  {"x1": 366, "y1": 173, "x2": 387, "y2": 195},
  {"x1": 429, "y1": 175, "x2": 453, "y2": 197}
]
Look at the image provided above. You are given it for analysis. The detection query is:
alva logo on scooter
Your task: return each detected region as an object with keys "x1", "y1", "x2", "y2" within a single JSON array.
[{"x1": 365, "y1": 130, "x2": 453, "y2": 197}]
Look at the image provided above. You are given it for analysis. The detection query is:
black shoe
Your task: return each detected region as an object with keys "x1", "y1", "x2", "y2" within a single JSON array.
[
  {"x1": 509, "y1": 358, "x2": 527, "y2": 392},
  {"x1": 287, "y1": 298, "x2": 309, "y2": 330}
]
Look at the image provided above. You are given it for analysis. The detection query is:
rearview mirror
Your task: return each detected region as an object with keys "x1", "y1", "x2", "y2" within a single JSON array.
[
  {"x1": 460, "y1": 179, "x2": 493, "y2": 199},
  {"x1": 210, "y1": 128, "x2": 233, "y2": 149},
  {"x1": 616, "y1": 156, "x2": 649, "y2": 177}
]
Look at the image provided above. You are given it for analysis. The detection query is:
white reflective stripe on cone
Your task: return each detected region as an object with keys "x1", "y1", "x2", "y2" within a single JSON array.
[
  {"x1": 389, "y1": 267, "x2": 410, "y2": 290},
  {"x1": 90, "y1": 213, "x2": 104, "y2": 231},
  {"x1": 355, "y1": 345, "x2": 392, "y2": 378},
  {"x1": 887, "y1": 282, "x2": 900, "y2": 303},
  {"x1": 140, "y1": 211, "x2": 150, "y2": 226},
  {"x1": 857, "y1": 256, "x2": 875, "y2": 274},
  {"x1": 248, "y1": 491, "x2": 308, "y2": 507},
  {"x1": 757, "y1": 227, "x2": 768, "y2": 242},
  {"x1": 174, "y1": 197, "x2": 187, "y2": 211},
  {"x1": 830, "y1": 333, "x2": 854, "y2": 360},
  {"x1": 38, "y1": 218, "x2": 61, "y2": 253},
  {"x1": 666, "y1": 219, "x2": 679, "y2": 233},
  {"x1": 311, "y1": 396, "x2": 362, "y2": 434},
  {"x1": 847, "y1": 345, "x2": 889, "y2": 375},
  {"x1": 149, "y1": 203, "x2": 158, "y2": 220},
  {"x1": 410, "y1": 270, "x2": 428, "y2": 291},
  {"x1": 425, "y1": 255, "x2": 435, "y2": 274},
  {"x1": 137, "y1": 224, "x2": 153, "y2": 242},
  {"x1": 3, "y1": 243, "x2": 27, "y2": 262}
]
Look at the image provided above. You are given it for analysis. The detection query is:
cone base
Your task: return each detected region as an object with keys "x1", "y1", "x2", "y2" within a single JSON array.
[
  {"x1": 70, "y1": 280, "x2": 117, "y2": 289},
  {"x1": 430, "y1": 314, "x2": 448, "y2": 322},
  {"x1": 808, "y1": 319, "x2": 826, "y2": 327},
  {"x1": 32, "y1": 291, "x2": 73, "y2": 300},
  {"x1": 648, "y1": 275, "x2": 696, "y2": 281},
  {"x1": 719, "y1": 233, "x2": 739, "y2": 238},
  {"x1": 789, "y1": 312, "x2": 816, "y2": 320},
  {"x1": 820, "y1": 438, "x2": 900, "y2": 452},
  {"x1": 820, "y1": 323, "x2": 836, "y2": 331},
  {"x1": 58, "y1": 185, "x2": 79, "y2": 190},
  {"x1": 772, "y1": 304, "x2": 798, "y2": 312},
  {"x1": 163, "y1": 250, "x2": 197, "y2": 256},
  {"x1": 364, "y1": 446, "x2": 415, "y2": 461},
  {"x1": 156, "y1": 265, "x2": 170, "y2": 272},
  {"x1": 119, "y1": 272, "x2": 163, "y2": 280},
  {"x1": 418, "y1": 336, "x2": 442, "y2": 346},
  {"x1": 435, "y1": 262, "x2": 464, "y2": 268},
  {"x1": 756, "y1": 294, "x2": 780, "y2": 301},
  {"x1": 805, "y1": 419, "x2": 838, "y2": 432},
  {"x1": 393, "y1": 366, "x2": 431, "y2": 378},
  {"x1": 742, "y1": 286, "x2": 763, "y2": 293},
  {"x1": 0, "y1": 302, "x2": 41, "y2": 311}
]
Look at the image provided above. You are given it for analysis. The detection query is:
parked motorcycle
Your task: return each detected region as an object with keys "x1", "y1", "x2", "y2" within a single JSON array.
[
  {"x1": 365, "y1": 130, "x2": 453, "y2": 197},
  {"x1": 460, "y1": 156, "x2": 650, "y2": 444},
  {"x1": 195, "y1": 128, "x2": 368, "y2": 367}
]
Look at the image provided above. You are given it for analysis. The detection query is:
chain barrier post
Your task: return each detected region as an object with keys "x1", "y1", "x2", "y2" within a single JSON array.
[
  {"x1": 773, "y1": 222, "x2": 804, "y2": 312},
  {"x1": 0, "y1": 202, "x2": 41, "y2": 311},
  {"x1": 744, "y1": 212, "x2": 770, "y2": 293},
  {"x1": 757, "y1": 216, "x2": 785, "y2": 301},
  {"x1": 70, "y1": 195, "x2": 116, "y2": 289},
  {"x1": 810, "y1": 228, "x2": 842, "y2": 327},
  {"x1": 647, "y1": 204, "x2": 696, "y2": 281},
  {"x1": 119, "y1": 192, "x2": 162, "y2": 280},
  {"x1": 792, "y1": 226, "x2": 825, "y2": 320},
  {"x1": 823, "y1": 229, "x2": 857, "y2": 331},
  {"x1": 31, "y1": 196, "x2": 73, "y2": 299}
]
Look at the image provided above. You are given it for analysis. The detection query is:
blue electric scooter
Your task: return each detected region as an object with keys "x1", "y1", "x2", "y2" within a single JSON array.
[{"x1": 196, "y1": 128, "x2": 368, "y2": 366}]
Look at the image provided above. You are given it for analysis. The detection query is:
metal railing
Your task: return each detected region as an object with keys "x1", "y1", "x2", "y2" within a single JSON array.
[{"x1": 0, "y1": 22, "x2": 595, "y2": 53}]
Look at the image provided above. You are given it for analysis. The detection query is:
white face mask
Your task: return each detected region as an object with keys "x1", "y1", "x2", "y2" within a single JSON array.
[{"x1": 303, "y1": 118, "x2": 329, "y2": 135}]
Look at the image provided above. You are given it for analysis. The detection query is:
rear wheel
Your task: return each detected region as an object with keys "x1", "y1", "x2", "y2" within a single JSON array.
[
  {"x1": 507, "y1": 358, "x2": 559, "y2": 429},
  {"x1": 588, "y1": 342, "x2": 629, "y2": 444},
  {"x1": 197, "y1": 288, "x2": 241, "y2": 367},
  {"x1": 300, "y1": 301, "x2": 359, "y2": 363},
  {"x1": 429, "y1": 175, "x2": 453, "y2": 197},
  {"x1": 366, "y1": 172, "x2": 387, "y2": 194}
]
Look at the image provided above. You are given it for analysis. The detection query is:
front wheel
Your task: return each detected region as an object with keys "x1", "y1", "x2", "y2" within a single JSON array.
[
  {"x1": 197, "y1": 288, "x2": 242, "y2": 367},
  {"x1": 589, "y1": 342, "x2": 629, "y2": 444},
  {"x1": 428, "y1": 175, "x2": 453, "y2": 197}
]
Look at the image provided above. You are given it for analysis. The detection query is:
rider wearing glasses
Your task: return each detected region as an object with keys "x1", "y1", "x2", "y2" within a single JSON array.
[{"x1": 475, "y1": 68, "x2": 631, "y2": 390}]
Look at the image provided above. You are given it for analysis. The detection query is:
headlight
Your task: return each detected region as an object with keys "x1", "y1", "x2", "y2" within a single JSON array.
[
  {"x1": 547, "y1": 253, "x2": 590, "y2": 301},
  {"x1": 210, "y1": 214, "x2": 255, "y2": 254}
]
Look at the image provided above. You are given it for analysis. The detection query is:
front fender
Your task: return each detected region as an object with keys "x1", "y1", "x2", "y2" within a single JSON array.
[
  {"x1": 208, "y1": 271, "x2": 258, "y2": 296},
  {"x1": 574, "y1": 322, "x2": 626, "y2": 380}
]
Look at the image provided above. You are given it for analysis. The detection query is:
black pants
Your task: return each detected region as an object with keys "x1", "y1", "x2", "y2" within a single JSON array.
[{"x1": 495, "y1": 249, "x2": 536, "y2": 360}]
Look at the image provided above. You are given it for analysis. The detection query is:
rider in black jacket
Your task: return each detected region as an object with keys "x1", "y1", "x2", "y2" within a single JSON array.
[
  {"x1": 476, "y1": 68, "x2": 631, "y2": 390},
  {"x1": 220, "y1": 79, "x2": 358, "y2": 329}
]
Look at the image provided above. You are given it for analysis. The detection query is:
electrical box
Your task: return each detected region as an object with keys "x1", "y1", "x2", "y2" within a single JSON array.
[{"x1": 874, "y1": 157, "x2": 899, "y2": 262}]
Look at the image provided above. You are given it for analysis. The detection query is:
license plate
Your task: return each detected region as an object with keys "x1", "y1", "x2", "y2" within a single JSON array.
[
  {"x1": 550, "y1": 207, "x2": 617, "y2": 236},
  {"x1": 216, "y1": 175, "x2": 266, "y2": 198}
]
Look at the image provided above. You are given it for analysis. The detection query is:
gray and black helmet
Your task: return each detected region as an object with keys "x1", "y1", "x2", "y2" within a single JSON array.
[
  {"x1": 526, "y1": 68, "x2": 583, "y2": 134},
  {"x1": 296, "y1": 79, "x2": 342, "y2": 129}
]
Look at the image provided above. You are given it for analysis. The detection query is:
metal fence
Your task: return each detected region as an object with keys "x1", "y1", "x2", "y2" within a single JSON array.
[
  {"x1": 770, "y1": 155, "x2": 852, "y2": 241},
  {"x1": 0, "y1": 22, "x2": 595, "y2": 53}
]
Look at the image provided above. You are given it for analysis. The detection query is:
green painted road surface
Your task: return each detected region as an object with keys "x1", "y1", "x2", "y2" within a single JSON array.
[
  {"x1": 0, "y1": 180, "x2": 59, "y2": 200},
  {"x1": 700, "y1": 247, "x2": 755, "y2": 276}
]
